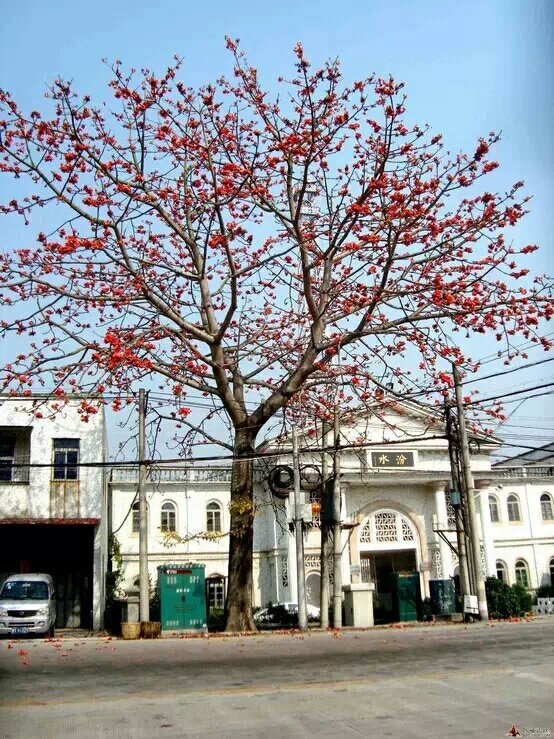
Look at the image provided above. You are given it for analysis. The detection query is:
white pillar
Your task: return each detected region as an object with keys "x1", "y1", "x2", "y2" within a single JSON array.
[
  {"x1": 433, "y1": 483, "x2": 453, "y2": 579},
  {"x1": 92, "y1": 523, "x2": 104, "y2": 630},
  {"x1": 286, "y1": 500, "x2": 298, "y2": 602},
  {"x1": 475, "y1": 482, "x2": 496, "y2": 577},
  {"x1": 349, "y1": 522, "x2": 361, "y2": 585},
  {"x1": 341, "y1": 527, "x2": 351, "y2": 586}
]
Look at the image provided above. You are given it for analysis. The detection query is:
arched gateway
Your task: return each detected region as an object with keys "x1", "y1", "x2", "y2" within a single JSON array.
[{"x1": 358, "y1": 509, "x2": 422, "y2": 623}]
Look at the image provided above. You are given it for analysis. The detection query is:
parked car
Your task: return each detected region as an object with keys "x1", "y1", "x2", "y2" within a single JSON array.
[
  {"x1": 254, "y1": 601, "x2": 320, "y2": 625},
  {"x1": 0, "y1": 574, "x2": 56, "y2": 638}
]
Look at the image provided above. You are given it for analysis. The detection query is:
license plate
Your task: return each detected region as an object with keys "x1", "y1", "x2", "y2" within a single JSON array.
[{"x1": 11, "y1": 627, "x2": 29, "y2": 635}]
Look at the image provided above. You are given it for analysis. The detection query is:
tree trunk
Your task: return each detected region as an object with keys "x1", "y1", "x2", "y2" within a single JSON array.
[{"x1": 224, "y1": 427, "x2": 257, "y2": 632}]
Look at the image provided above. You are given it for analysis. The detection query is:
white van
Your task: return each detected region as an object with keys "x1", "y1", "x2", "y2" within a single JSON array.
[{"x1": 0, "y1": 573, "x2": 56, "y2": 637}]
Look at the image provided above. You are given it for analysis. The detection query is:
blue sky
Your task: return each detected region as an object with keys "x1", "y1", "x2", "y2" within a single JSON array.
[{"x1": 0, "y1": 0, "x2": 552, "y2": 456}]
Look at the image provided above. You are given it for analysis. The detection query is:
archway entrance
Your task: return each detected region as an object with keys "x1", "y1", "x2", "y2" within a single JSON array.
[{"x1": 359, "y1": 510, "x2": 421, "y2": 624}]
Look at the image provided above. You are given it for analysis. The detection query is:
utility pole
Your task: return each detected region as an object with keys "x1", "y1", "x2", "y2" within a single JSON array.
[
  {"x1": 138, "y1": 388, "x2": 150, "y2": 623},
  {"x1": 292, "y1": 425, "x2": 308, "y2": 630},
  {"x1": 332, "y1": 403, "x2": 342, "y2": 628},
  {"x1": 445, "y1": 398, "x2": 470, "y2": 600},
  {"x1": 319, "y1": 419, "x2": 330, "y2": 629},
  {"x1": 452, "y1": 365, "x2": 489, "y2": 620}
]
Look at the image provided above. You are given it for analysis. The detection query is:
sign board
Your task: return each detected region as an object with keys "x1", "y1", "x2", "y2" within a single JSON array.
[
  {"x1": 350, "y1": 565, "x2": 361, "y2": 575},
  {"x1": 464, "y1": 594, "x2": 479, "y2": 614},
  {"x1": 370, "y1": 451, "x2": 415, "y2": 468}
]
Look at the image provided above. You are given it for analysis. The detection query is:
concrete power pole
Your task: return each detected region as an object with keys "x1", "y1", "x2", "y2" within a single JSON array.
[
  {"x1": 332, "y1": 405, "x2": 342, "y2": 628},
  {"x1": 445, "y1": 398, "x2": 470, "y2": 601},
  {"x1": 138, "y1": 388, "x2": 150, "y2": 623},
  {"x1": 319, "y1": 419, "x2": 330, "y2": 629},
  {"x1": 452, "y1": 365, "x2": 489, "y2": 621},
  {"x1": 292, "y1": 426, "x2": 308, "y2": 630}
]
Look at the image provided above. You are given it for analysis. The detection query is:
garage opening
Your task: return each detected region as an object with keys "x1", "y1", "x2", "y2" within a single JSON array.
[{"x1": 0, "y1": 523, "x2": 95, "y2": 628}]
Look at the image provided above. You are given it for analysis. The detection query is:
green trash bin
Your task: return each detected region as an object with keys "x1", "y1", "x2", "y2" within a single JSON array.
[
  {"x1": 429, "y1": 579, "x2": 456, "y2": 616},
  {"x1": 158, "y1": 563, "x2": 207, "y2": 633}
]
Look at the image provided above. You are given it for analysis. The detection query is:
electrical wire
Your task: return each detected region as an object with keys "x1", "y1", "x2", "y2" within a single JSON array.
[
  {"x1": 8, "y1": 432, "x2": 450, "y2": 470},
  {"x1": 463, "y1": 384, "x2": 554, "y2": 407}
]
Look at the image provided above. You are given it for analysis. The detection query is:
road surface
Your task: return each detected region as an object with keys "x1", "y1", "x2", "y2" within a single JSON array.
[{"x1": 1, "y1": 619, "x2": 553, "y2": 738}]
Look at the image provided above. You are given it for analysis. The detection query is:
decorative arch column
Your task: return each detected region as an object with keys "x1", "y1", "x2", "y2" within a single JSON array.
[
  {"x1": 474, "y1": 479, "x2": 496, "y2": 577},
  {"x1": 430, "y1": 482, "x2": 454, "y2": 580}
]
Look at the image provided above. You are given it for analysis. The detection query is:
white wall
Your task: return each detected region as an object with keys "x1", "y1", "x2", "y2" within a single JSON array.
[
  {"x1": 110, "y1": 467, "x2": 232, "y2": 591},
  {"x1": 487, "y1": 476, "x2": 554, "y2": 588},
  {"x1": 0, "y1": 397, "x2": 105, "y2": 520}
]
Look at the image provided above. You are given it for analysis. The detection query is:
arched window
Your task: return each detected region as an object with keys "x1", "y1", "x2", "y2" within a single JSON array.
[
  {"x1": 540, "y1": 493, "x2": 553, "y2": 521},
  {"x1": 496, "y1": 560, "x2": 508, "y2": 583},
  {"x1": 514, "y1": 559, "x2": 530, "y2": 588},
  {"x1": 358, "y1": 510, "x2": 416, "y2": 548},
  {"x1": 507, "y1": 494, "x2": 521, "y2": 523},
  {"x1": 131, "y1": 501, "x2": 148, "y2": 534},
  {"x1": 160, "y1": 501, "x2": 176, "y2": 532},
  {"x1": 489, "y1": 495, "x2": 500, "y2": 523},
  {"x1": 206, "y1": 502, "x2": 222, "y2": 533}
]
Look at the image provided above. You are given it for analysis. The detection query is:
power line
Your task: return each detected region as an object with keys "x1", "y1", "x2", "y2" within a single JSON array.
[
  {"x1": 3, "y1": 353, "x2": 553, "y2": 411},
  {"x1": 463, "y1": 383, "x2": 554, "y2": 407},
  {"x1": 9, "y1": 432, "x2": 449, "y2": 470},
  {"x1": 460, "y1": 357, "x2": 554, "y2": 388},
  {"x1": 479, "y1": 391, "x2": 554, "y2": 407},
  {"x1": 472, "y1": 332, "x2": 554, "y2": 366}
]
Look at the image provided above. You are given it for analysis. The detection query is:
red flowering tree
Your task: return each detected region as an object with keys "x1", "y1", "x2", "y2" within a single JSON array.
[{"x1": 0, "y1": 41, "x2": 551, "y2": 630}]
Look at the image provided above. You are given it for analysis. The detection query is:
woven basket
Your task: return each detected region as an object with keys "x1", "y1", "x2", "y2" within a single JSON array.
[
  {"x1": 141, "y1": 621, "x2": 161, "y2": 639},
  {"x1": 121, "y1": 622, "x2": 141, "y2": 640}
]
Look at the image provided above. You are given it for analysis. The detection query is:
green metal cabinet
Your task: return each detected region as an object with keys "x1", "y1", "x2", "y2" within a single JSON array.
[
  {"x1": 158, "y1": 564, "x2": 207, "y2": 632},
  {"x1": 429, "y1": 579, "x2": 456, "y2": 616}
]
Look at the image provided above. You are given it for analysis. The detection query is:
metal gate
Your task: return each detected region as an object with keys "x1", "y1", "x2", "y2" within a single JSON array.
[{"x1": 55, "y1": 571, "x2": 91, "y2": 628}]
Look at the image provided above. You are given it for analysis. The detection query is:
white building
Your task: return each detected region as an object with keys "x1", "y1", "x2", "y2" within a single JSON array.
[
  {"x1": 110, "y1": 403, "x2": 554, "y2": 624},
  {"x1": 254, "y1": 401, "x2": 492, "y2": 622},
  {"x1": 109, "y1": 463, "x2": 233, "y2": 611},
  {"x1": 490, "y1": 445, "x2": 554, "y2": 591},
  {"x1": 0, "y1": 396, "x2": 108, "y2": 629}
]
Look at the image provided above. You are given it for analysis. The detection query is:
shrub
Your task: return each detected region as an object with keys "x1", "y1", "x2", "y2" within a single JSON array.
[
  {"x1": 208, "y1": 609, "x2": 225, "y2": 632},
  {"x1": 536, "y1": 584, "x2": 554, "y2": 599},
  {"x1": 511, "y1": 583, "x2": 533, "y2": 615},
  {"x1": 485, "y1": 576, "x2": 519, "y2": 618},
  {"x1": 485, "y1": 576, "x2": 533, "y2": 618}
]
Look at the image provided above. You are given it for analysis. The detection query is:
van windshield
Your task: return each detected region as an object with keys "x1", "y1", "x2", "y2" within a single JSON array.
[{"x1": 0, "y1": 581, "x2": 49, "y2": 600}]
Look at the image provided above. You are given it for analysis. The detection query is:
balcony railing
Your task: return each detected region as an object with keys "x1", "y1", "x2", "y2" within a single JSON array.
[
  {"x1": 111, "y1": 466, "x2": 234, "y2": 483},
  {"x1": 493, "y1": 466, "x2": 554, "y2": 479},
  {"x1": 0, "y1": 455, "x2": 30, "y2": 484}
]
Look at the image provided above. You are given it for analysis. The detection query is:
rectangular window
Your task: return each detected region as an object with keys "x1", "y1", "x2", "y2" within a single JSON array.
[
  {"x1": 489, "y1": 499, "x2": 500, "y2": 523},
  {"x1": 52, "y1": 438, "x2": 80, "y2": 480},
  {"x1": 208, "y1": 581, "x2": 225, "y2": 609},
  {"x1": 0, "y1": 438, "x2": 15, "y2": 481},
  {"x1": 0, "y1": 429, "x2": 31, "y2": 483},
  {"x1": 132, "y1": 506, "x2": 140, "y2": 533},
  {"x1": 206, "y1": 505, "x2": 222, "y2": 533}
]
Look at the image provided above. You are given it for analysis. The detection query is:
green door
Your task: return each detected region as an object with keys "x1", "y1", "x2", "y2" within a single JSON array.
[{"x1": 393, "y1": 573, "x2": 421, "y2": 622}]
